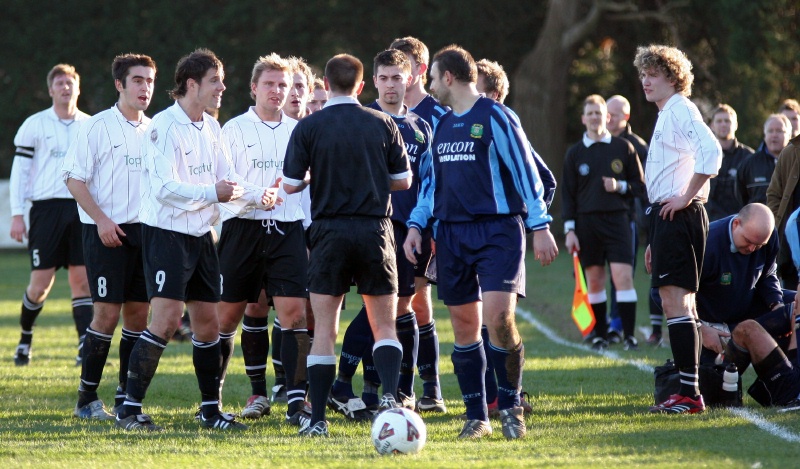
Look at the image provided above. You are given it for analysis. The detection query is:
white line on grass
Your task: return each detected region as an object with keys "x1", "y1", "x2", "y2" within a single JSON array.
[{"x1": 516, "y1": 307, "x2": 800, "y2": 443}]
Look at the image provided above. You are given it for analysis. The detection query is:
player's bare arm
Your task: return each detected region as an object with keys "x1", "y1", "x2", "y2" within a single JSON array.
[{"x1": 389, "y1": 173, "x2": 413, "y2": 191}]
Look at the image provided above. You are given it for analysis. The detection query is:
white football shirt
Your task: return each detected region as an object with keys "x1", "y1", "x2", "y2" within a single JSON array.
[
  {"x1": 62, "y1": 105, "x2": 151, "y2": 225},
  {"x1": 645, "y1": 94, "x2": 722, "y2": 203},
  {"x1": 10, "y1": 107, "x2": 90, "y2": 215},
  {"x1": 139, "y1": 102, "x2": 268, "y2": 237},
  {"x1": 220, "y1": 107, "x2": 308, "y2": 223}
]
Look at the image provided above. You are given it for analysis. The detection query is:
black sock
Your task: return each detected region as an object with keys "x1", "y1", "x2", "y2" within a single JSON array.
[
  {"x1": 193, "y1": 335, "x2": 222, "y2": 419},
  {"x1": 121, "y1": 330, "x2": 167, "y2": 418},
  {"x1": 218, "y1": 331, "x2": 236, "y2": 403},
  {"x1": 725, "y1": 338, "x2": 752, "y2": 373},
  {"x1": 591, "y1": 300, "x2": 608, "y2": 339},
  {"x1": 650, "y1": 295, "x2": 663, "y2": 335},
  {"x1": 417, "y1": 320, "x2": 442, "y2": 399},
  {"x1": 72, "y1": 297, "x2": 93, "y2": 340},
  {"x1": 667, "y1": 316, "x2": 700, "y2": 397},
  {"x1": 117, "y1": 329, "x2": 141, "y2": 408},
  {"x1": 487, "y1": 341, "x2": 524, "y2": 410},
  {"x1": 618, "y1": 301, "x2": 637, "y2": 338},
  {"x1": 482, "y1": 326, "x2": 498, "y2": 404},
  {"x1": 373, "y1": 340, "x2": 402, "y2": 400},
  {"x1": 241, "y1": 315, "x2": 269, "y2": 397},
  {"x1": 396, "y1": 312, "x2": 418, "y2": 396},
  {"x1": 19, "y1": 293, "x2": 43, "y2": 347},
  {"x1": 272, "y1": 319, "x2": 286, "y2": 388},
  {"x1": 77, "y1": 327, "x2": 113, "y2": 408},
  {"x1": 362, "y1": 335, "x2": 380, "y2": 403},
  {"x1": 452, "y1": 341, "x2": 487, "y2": 421},
  {"x1": 307, "y1": 355, "x2": 336, "y2": 425},
  {"x1": 282, "y1": 328, "x2": 310, "y2": 415}
]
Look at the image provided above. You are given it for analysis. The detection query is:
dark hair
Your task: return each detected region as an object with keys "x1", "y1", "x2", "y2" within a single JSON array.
[
  {"x1": 324, "y1": 54, "x2": 363, "y2": 93},
  {"x1": 170, "y1": 48, "x2": 223, "y2": 99},
  {"x1": 389, "y1": 36, "x2": 429, "y2": 84},
  {"x1": 373, "y1": 49, "x2": 411, "y2": 77},
  {"x1": 432, "y1": 45, "x2": 476, "y2": 84},
  {"x1": 112, "y1": 54, "x2": 156, "y2": 89}
]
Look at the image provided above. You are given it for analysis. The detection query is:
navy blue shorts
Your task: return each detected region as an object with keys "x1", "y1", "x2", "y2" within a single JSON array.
[
  {"x1": 82, "y1": 223, "x2": 147, "y2": 304},
  {"x1": 141, "y1": 224, "x2": 220, "y2": 302},
  {"x1": 435, "y1": 215, "x2": 525, "y2": 306}
]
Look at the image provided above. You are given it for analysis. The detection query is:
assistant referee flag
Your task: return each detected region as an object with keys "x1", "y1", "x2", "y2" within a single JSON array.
[{"x1": 571, "y1": 252, "x2": 595, "y2": 336}]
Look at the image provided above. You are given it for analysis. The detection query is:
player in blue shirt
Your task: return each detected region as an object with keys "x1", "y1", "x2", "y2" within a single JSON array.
[{"x1": 404, "y1": 45, "x2": 557, "y2": 440}]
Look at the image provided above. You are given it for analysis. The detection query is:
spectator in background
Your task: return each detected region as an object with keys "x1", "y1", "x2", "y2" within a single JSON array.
[
  {"x1": 767, "y1": 120, "x2": 800, "y2": 289},
  {"x1": 778, "y1": 99, "x2": 800, "y2": 138},
  {"x1": 737, "y1": 114, "x2": 791, "y2": 206},
  {"x1": 707, "y1": 104, "x2": 754, "y2": 221}
]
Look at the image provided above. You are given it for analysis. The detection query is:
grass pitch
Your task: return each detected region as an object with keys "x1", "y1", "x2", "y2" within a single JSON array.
[{"x1": 1, "y1": 249, "x2": 799, "y2": 468}]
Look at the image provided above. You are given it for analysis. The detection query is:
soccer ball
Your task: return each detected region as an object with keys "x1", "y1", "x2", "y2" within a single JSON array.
[{"x1": 370, "y1": 407, "x2": 427, "y2": 455}]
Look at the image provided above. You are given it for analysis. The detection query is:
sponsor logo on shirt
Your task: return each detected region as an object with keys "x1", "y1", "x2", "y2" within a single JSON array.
[
  {"x1": 125, "y1": 155, "x2": 142, "y2": 168},
  {"x1": 189, "y1": 162, "x2": 212, "y2": 175},
  {"x1": 251, "y1": 159, "x2": 284, "y2": 170},
  {"x1": 437, "y1": 141, "x2": 476, "y2": 162}
]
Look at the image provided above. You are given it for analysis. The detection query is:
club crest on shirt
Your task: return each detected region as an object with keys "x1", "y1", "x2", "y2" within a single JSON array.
[
  {"x1": 414, "y1": 129, "x2": 425, "y2": 143},
  {"x1": 611, "y1": 159, "x2": 624, "y2": 174},
  {"x1": 470, "y1": 124, "x2": 483, "y2": 139},
  {"x1": 150, "y1": 129, "x2": 158, "y2": 143},
  {"x1": 579, "y1": 163, "x2": 590, "y2": 176},
  {"x1": 720, "y1": 272, "x2": 732, "y2": 285}
]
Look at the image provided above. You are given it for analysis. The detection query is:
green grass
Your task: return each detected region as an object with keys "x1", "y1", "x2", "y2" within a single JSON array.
[{"x1": 1, "y1": 248, "x2": 799, "y2": 467}]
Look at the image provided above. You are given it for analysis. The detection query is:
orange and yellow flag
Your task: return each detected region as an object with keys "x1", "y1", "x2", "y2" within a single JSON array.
[{"x1": 571, "y1": 252, "x2": 596, "y2": 336}]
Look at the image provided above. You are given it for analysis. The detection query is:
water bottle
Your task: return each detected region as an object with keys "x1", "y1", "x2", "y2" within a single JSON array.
[{"x1": 722, "y1": 363, "x2": 739, "y2": 405}]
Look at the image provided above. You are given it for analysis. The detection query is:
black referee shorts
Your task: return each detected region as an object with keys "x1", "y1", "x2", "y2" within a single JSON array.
[
  {"x1": 307, "y1": 217, "x2": 397, "y2": 297},
  {"x1": 575, "y1": 211, "x2": 633, "y2": 267},
  {"x1": 648, "y1": 201, "x2": 708, "y2": 292}
]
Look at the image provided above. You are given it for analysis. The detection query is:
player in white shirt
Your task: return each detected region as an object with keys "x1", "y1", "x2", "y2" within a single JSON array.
[
  {"x1": 216, "y1": 54, "x2": 311, "y2": 425},
  {"x1": 635, "y1": 45, "x2": 722, "y2": 414},
  {"x1": 283, "y1": 56, "x2": 314, "y2": 120},
  {"x1": 115, "y1": 49, "x2": 280, "y2": 432},
  {"x1": 62, "y1": 54, "x2": 157, "y2": 421},
  {"x1": 10, "y1": 64, "x2": 91, "y2": 367},
  {"x1": 305, "y1": 78, "x2": 328, "y2": 114}
]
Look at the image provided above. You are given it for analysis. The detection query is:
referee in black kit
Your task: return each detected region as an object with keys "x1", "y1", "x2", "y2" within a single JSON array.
[{"x1": 283, "y1": 53, "x2": 412, "y2": 437}]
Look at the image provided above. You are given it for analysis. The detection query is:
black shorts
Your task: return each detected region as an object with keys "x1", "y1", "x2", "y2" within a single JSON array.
[
  {"x1": 307, "y1": 217, "x2": 397, "y2": 297},
  {"x1": 413, "y1": 228, "x2": 434, "y2": 279},
  {"x1": 648, "y1": 201, "x2": 708, "y2": 292},
  {"x1": 393, "y1": 221, "x2": 415, "y2": 297},
  {"x1": 83, "y1": 223, "x2": 147, "y2": 304},
  {"x1": 141, "y1": 224, "x2": 220, "y2": 302},
  {"x1": 575, "y1": 211, "x2": 634, "y2": 267},
  {"x1": 760, "y1": 348, "x2": 800, "y2": 406},
  {"x1": 28, "y1": 199, "x2": 84, "y2": 270},
  {"x1": 436, "y1": 216, "x2": 525, "y2": 306},
  {"x1": 218, "y1": 218, "x2": 308, "y2": 303}
]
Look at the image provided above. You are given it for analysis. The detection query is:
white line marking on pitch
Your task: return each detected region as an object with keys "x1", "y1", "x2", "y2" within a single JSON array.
[{"x1": 516, "y1": 307, "x2": 800, "y2": 443}]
